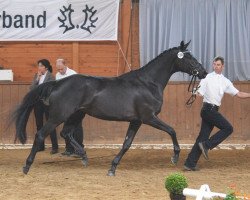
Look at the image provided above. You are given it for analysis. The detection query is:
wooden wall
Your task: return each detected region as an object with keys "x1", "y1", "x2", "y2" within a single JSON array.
[
  {"x1": 0, "y1": 41, "x2": 124, "y2": 81},
  {"x1": 0, "y1": 0, "x2": 249, "y2": 145},
  {"x1": 0, "y1": 82, "x2": 249, "y2": 145}
]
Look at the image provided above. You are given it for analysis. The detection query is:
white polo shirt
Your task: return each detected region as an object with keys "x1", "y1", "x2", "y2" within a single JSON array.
[
  {"x1": 55, "y1": 67, "x2": 77, "y2": 80},
  {"x1": 198, "y1": 71, "x2": 239, "y2": 106}
]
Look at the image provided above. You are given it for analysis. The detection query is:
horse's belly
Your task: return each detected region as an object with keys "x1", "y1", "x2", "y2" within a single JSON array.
[{"x1": 86, "y1": 102, "x2": 137, "y2": 121}]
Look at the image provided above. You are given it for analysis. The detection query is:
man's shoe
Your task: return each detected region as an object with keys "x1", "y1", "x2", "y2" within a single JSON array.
[
  {"x1": 198, "y1": 142, "x2": 209, "y2": 160},
  {"x1": 183, "y1": 164, "x2": 199, "y2": 171},
  {"x1": 50, "y1": 149, "x2": 59, "y2": 155},
  {"x1": 61, "y1": 150, "x2": 74, "y2": 156}
]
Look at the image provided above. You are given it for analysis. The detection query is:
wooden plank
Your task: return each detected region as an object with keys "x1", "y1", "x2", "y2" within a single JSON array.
[
  {"x1": 192, "y1": 96, "x2": 202, "y2": 137},
  {"x1": 240, "y1": 84, "x2": 250, "y2": 139},
  {"x1": 7, "y1": 85, "x2": 19, "y2": 143},
  {"x1": 176, "y1": 84, "x2": 186, "y2": 131},
  {"x1": 79, "y1": 66, "x2": 117, "y2": 74},
  {"x1": 79, "y1": 56, "x2": 119, "y2": 64},
  {"x1": 168, "y1": 84, "x2": 177, "y2": 127},
  {"x1": 72, "y1": 42, "x2": 79, "y2": 72},
  {"x1": 1, "y1": 85, "x2": 11, "y2": 143},
  {"x1": 232, "y1": 84, "x2": 242, "y2": 139},
  {"x1": 79, "y1": 44, "x2": 118, "y2": 53},
  {"x1": 0, "y1": 85, "x2": 3, "y2": 143},
  {"x1": 131, "y1": 1, "x2": 140, "y2": 69}
]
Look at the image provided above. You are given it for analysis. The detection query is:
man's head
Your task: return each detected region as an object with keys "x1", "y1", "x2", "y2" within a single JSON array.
[
  {"x1": 213, "y1": 56, "x2": 224, "y2": 74},
  {"x1": 56, "y1": 58, "x2": 67, "y2": 75}
]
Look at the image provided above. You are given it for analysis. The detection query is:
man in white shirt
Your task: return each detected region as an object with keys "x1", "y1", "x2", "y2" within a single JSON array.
[
  {"x1": 55, "y1": 58, "x2": 84, "y2": 156},
  {"x1": 55, "y1": 58, "x2": 77, "y2": 80},
  {"x1": 184, "y1": 56, "x2": 250, "y2": 171}
]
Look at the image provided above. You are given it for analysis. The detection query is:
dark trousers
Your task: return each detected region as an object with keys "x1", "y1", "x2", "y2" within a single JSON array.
[
  {"x1": 65, "y1": 121, "x2": 84, "y2": 152},
  {"x1": 34, "y1": 101, "x2": 58, "y2": 150},
  {"x1": 185, "y1": 104, "x2": 233, "y2": 168}
]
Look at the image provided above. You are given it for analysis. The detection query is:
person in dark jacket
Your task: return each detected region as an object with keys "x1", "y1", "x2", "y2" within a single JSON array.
[{"x1": 30, "y1": 59, "x2": 59, "y2": 154}]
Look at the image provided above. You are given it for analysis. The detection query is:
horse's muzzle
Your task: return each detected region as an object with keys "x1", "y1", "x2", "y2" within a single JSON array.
[
  {"x1": 196, "y1": 68, "x2": 207, "y2": 79},
  {"x1": 199, "y1": 71, "x2": 208, "y2": 79}
]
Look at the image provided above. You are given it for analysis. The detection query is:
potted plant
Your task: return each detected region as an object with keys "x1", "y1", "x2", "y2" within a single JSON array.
[{"x1": 165, "y1": 172, "x2": 188, "y2": 200}]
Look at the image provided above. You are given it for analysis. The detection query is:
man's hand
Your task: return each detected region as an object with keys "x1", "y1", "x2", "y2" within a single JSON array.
[
  {"x1": 236, "y1": 91, "x2": 250, "y2": 98},
  {"x1": 191, "y1": 86, "x2": 200, "y2": 95},
  {"x1": 36, "y1": 71, "x2": 42, "y2": 81}
]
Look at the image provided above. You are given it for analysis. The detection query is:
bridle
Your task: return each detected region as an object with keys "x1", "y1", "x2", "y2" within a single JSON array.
[
  {"x1": 176, "y1": 51, "x2": 200, "y2": 107},
  {"x1": 186, "y1": 69, "x2": 200, "y2": 107}
]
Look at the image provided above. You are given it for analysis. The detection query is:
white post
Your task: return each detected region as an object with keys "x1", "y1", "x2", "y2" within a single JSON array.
[{"x1": 183, "y1": 184, "x2": 226, "y2": 200}]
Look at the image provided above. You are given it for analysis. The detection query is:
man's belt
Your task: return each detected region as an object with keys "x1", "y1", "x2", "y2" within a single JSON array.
[{"x1": 203, "y1": 102, "x2": 219, "y2": 111}]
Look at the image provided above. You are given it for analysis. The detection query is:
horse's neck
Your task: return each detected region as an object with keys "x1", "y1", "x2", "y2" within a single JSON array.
[{"x1": 139, "y1": 54, "x2": 176, "y2": 89}]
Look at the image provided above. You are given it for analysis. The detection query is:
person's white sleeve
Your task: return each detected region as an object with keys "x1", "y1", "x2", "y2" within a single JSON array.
[
  {"x1": 197, "y1": 78, "x2": 207, "y2": 96},
  {"x1": 225, "y1": 81, "x2": 239, "y2": 96}
]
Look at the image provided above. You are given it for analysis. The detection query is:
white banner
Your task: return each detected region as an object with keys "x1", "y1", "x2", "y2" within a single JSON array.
[{"x1": 0, "y1": 0, "x2": 120, "y2": 41}]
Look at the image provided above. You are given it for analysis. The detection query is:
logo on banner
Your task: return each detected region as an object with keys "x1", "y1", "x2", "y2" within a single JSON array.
[{"x1": 58, "y1": 4, "x2": 98, "y2": 34}]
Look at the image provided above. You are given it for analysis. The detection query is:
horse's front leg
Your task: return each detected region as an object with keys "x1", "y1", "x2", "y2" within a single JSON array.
[
  {"x1": 108, "y1": 121, "x2": 141, "y2": 176},
  {"x1": 23, "y1": 122, "x2": 56, "y2": 174},
  {"x1": 145, "y1": 116, "x2": 180, "y2": 165}
]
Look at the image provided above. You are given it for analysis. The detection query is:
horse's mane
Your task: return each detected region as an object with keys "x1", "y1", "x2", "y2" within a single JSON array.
[
  {"x1": 141, "y1": 47, "x2": 178, "y2": 69},
  {"x1": 118, "y1": 46, "x2": 179, "y2": 80}
]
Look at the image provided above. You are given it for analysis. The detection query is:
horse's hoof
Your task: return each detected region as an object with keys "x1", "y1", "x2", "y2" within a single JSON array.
[
  {"x1": 107, "y1": 170, "x2": 115, "y2": 176},
  {"x1": 23, "y1": 166, "x2": 29, "y2": 174},
  {"x1": 81, "y1": 158, "x2": 88, "y2": 167},
  {"x1": 171, "y1": 155, "x2": 179, "y2": 165}
]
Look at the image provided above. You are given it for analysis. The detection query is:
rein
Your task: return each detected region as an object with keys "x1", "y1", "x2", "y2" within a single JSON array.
[{"x1": 186, "y1": 70, "x2": 200, "y2": 107}]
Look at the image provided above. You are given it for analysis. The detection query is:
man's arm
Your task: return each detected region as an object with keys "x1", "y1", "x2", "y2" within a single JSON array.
[{"x1": 236, "y1": 91, "x2": 250, "y2": 98}]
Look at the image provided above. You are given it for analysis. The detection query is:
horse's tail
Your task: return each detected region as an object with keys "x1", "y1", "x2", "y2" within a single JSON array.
[{"x1": 13, "y1": 81, "x2": 56, "y2": 144}]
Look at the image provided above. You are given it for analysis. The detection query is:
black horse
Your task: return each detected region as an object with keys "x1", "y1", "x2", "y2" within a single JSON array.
[{"x1": 14, "y1": 41, "x2": 207, "y2": 176}]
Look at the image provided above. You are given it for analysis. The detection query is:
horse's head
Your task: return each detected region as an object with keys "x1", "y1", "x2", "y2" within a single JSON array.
[{"x1": 173, "y1": 41, "x2": 207, "y2": 79}]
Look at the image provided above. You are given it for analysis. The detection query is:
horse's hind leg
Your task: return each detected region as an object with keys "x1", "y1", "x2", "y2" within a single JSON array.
[
  {"x1": 60, "y1": 111, "x2": 88, "y2": 166},
  {"x1": 108, "y1": 121, "x2": 142, "y2": 176},
  {"x1": 23, "y1": 122, "x2": 57, "y2": 174},
  {"x1": 145, "y1": 116, "x2": 180, "y2": 165}
]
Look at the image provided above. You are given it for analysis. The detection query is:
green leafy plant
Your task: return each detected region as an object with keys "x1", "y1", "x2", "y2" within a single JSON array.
[
  {"x1": 224, "y1": 193, "x2": 239, "y2": 200},
  {"x1": 212, "y1": 186, "x2": 242, "y2": 200},
  {"x1": 165, "y1": 172, "x2": 188, "y2": 195},
  {"x1": 224, "y1": 185, "x2": 243, "y2": 200}
]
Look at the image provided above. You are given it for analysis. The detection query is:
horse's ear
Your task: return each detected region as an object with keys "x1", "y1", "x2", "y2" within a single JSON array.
[
  {"x1": 180, "y1": 41, "x2": 185, "y2": 50},
  {"x1": 182, "y1": 40, "x2": 191, "y2": 50}
]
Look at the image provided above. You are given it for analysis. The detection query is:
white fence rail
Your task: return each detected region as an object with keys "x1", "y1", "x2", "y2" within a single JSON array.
[{"x1": 183, "y1": 184, "x2": 249, "y2": 200}]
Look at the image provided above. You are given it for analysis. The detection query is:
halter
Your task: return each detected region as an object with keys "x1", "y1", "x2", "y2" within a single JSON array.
[{"x1": 177, "y1": 50, "x2": 200, "y2": 107}]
